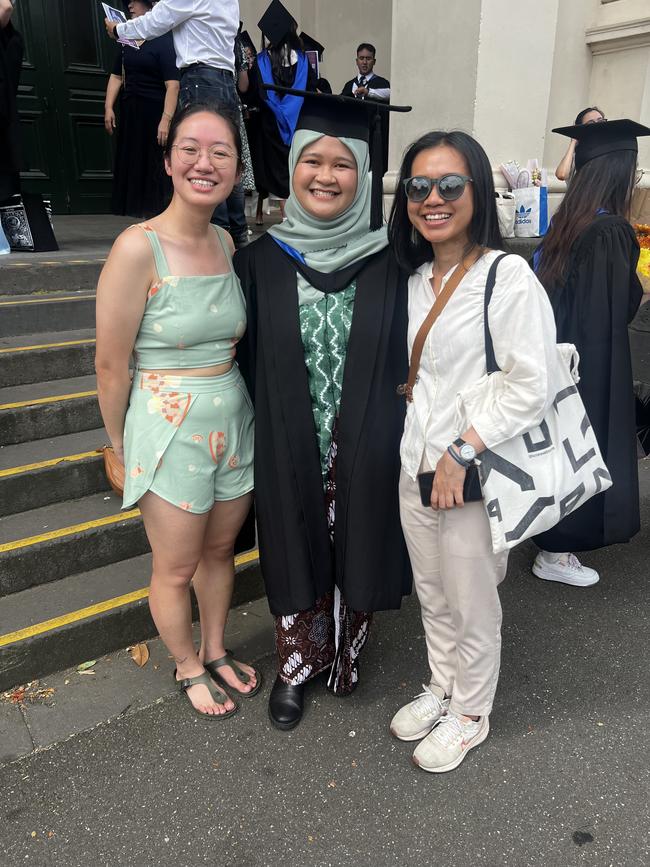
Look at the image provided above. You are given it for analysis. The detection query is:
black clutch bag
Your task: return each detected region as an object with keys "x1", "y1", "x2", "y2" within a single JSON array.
[{"x1": 417, "y1": 465, "x2": 483, "y2": 507}]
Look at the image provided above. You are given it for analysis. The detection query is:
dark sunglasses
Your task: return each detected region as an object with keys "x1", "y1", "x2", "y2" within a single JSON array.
[{"x1": 403, "y1": 174, "x2": 473, "y2": 202}]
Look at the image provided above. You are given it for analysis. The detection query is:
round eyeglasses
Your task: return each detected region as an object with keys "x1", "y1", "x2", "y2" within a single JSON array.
[
  {"x1": 403, "y1": 174, "x2": 473, "y2": 203},
  {"x1": 172, "y1": 144, "x2": 236, "y2": 168}
]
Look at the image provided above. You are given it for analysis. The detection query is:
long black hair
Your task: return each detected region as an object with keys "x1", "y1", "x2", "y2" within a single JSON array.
[
  {"x1": 163, "y1": 101, "x2": 243, "y2": 172},
  {"x1": 536, "y1": 149, "x2": 636, "y2": 291},
  {"x1": 388, "y1": 130, "x2": 503, "y2": 273},
  {"x1": 574, "y1": 105, "x2": 605, "y2": 125},
  {"x1": 262, "y1": 24, "x2": 304, "y2": 84}
]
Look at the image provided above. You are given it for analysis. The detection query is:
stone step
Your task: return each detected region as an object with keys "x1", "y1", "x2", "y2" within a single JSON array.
[
  {"x1": 0, "y1": 259, "x2": 105, "y2": 296},
  {"x1": 0, "y1": 329, "x2": 96, "y2": 386},
  {"x1": 0, "y1": 548, "x2": 263, "y2": 691},
  {"x1": 0, "y1": 291, "x2": 95, "y2": 338},
  {"x1": 0, "y1": 374, "x2": 100, "y2": 445},
  {"x1": 0, "y1": 428, "x2": 108, "y2": 517},
  {"x1": 0, "y1": 490, "x2": 148, "y2": 597}
]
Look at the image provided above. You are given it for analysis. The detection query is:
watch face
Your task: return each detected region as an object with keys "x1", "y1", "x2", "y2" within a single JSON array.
[{"x1": 459, "y1": 443, "x2": 476, "y2": 462}]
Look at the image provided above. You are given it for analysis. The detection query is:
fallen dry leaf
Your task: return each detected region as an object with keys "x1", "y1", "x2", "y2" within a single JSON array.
[
  {"x1": 129, "y1": 643, "x2": 150, "y2": 667},
  {"x1": 30, "y1": 832, "x2": 36, "y2": 838},
  {"x1": 307, "y1": 836, "x2": 315, "y2": 843},
  {"x1": 351, "y1": 760, "x2": 358, "y2": 768},
  {"x1": 77, "y1": 670, "x2": 95, "y2": 676},
  {"x1": 327, "y1": 780, "x2": 337, "y2": 789},
  {"x1": 77, "y1": 660, "x2": 96, "y2": 672}
]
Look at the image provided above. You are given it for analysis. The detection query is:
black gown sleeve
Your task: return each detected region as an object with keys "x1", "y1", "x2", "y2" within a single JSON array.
[
  {"x1": 233, "y1": 245, "x2": 257, "y2": 402},
  {"x1": 569, "y1": 218, "x2": 641, "y2": 452}
]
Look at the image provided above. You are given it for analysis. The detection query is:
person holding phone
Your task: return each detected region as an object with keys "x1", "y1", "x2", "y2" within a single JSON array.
[{"x1": 387, "y1": 130, "x2": 557, "y2": 773}]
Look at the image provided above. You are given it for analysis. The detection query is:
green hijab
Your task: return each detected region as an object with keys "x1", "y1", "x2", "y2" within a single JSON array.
[{"x1": 268, "y1": 129, "x2": 388, "y2": 277}]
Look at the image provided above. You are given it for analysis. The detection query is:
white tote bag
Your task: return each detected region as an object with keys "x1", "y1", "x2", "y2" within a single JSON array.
[
  {"x1": 495, "y1": 192, "x2": 515, "y2": 238},
  {"x1": 513, "y1": 186, "x2": 549, "y2": 237},
  {"x1": 455, "y1": 255, "x2": 612, "y2": 554}
]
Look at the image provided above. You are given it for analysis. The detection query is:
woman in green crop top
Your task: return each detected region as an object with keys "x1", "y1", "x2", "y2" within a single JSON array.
[{"x1": 96, "y1": 103, "x2": 259, "y2": 721}]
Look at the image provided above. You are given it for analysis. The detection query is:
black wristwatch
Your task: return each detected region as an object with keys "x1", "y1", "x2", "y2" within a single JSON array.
[{"x1": 451, "y1": 437, "x2": 476, "y2": 467}]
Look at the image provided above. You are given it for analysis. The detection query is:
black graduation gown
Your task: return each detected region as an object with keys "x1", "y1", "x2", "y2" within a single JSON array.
[
  {"x1": 341, "y1": 75, "x2": 391, "y2": 175},
  {"x1": 246, "y1": 59, "x2": 317, "y2": 200},
  {"x1": 534, "y1": 215, "x2": 643, "y2": 552},
  {"x1": 234, "y1": 234, "x2": 412, "y2": 616}
]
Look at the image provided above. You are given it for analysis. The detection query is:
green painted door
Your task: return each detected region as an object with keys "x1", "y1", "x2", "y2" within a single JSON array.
[{"x1": 15, "y1": 0, "x2": 119, "y2": 214}]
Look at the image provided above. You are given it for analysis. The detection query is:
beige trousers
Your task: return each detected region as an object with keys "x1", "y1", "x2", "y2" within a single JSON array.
[{"x1": 399, "y1": 469, "x2": 509, "y2": 717}]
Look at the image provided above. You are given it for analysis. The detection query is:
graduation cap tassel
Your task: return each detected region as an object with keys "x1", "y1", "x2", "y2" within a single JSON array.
[{"x1": 369, "y1": 112, "x2": 385, "y2": 231}]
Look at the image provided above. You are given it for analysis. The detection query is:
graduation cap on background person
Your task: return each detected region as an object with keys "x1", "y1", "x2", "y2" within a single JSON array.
[
  {"x1": 258, "y1": 0, "x2": 297, "y2": 47},
  {"x1": 263, "y1": 85, "x2": 411, "y2": 229},
  {"x1": 300, "y1": 32, "x2": 325, "y2": 61},
  {"x1": 553, "y1": 118, "x2": 650, "y2": 171}
]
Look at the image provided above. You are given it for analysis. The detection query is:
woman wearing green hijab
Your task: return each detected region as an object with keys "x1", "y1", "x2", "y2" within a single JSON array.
[{"x1": 235, "y1": 91, "x2": 412, "y2": 730}]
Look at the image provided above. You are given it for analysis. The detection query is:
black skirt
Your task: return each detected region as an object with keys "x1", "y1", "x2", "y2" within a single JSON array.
[{"x1": 111, "y1": 94, "x2": 172, "y2": 218}]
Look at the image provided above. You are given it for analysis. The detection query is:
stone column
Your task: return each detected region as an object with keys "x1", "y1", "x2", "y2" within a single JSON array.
[{"x1": 385, "y1": 0, "x2": 562, "y2": 208}]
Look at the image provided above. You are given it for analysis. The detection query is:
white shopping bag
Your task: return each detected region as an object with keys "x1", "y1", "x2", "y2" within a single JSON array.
[
  {"x1": 513, "y1": 186, "x2": 548, "y2": 237},
  {"x1": 495, "y1": 192, "x2": 515, "y2": 238}
]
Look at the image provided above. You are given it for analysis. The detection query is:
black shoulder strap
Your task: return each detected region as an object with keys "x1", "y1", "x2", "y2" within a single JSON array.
[{"x1": 484, "y1": 253, "x2": 510, "y2": 374}]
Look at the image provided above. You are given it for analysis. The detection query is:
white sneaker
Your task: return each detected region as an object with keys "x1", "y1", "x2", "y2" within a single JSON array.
[
  {"x1": 390, "y1": 685, "x2": 450, "y2": 742},
  {"x1": 532, "y1": 551, "x2": 600, "y2": 587},
  {"x1": 412, "y1": 712, "x2": 489, "y2": 773}
]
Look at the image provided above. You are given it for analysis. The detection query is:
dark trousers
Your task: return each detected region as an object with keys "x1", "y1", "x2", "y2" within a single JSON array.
[{"x1": 179, "y1": 65, "x2": 248, "y2": 243}]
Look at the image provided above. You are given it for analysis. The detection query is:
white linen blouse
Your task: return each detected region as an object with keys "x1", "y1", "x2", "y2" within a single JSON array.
[{"x1": 400, "y1": 250, "x2": 558, "y2": 480}]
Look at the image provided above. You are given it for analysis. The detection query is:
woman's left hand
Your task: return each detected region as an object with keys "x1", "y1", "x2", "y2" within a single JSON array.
[
  {"x1": 430, "y1": 450, "x2": 466, "y2": 510},
  {"x1": 157, "y1": 115, "x2": 170, "y2": 147}
]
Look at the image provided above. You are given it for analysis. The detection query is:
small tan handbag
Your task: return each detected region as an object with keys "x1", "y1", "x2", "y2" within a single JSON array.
[{"x1": 100, "y1": 446, "x2": 125, "y2": 496}]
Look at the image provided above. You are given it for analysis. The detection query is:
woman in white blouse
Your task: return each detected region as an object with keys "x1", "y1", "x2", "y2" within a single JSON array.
[{"x1": 387, "y1": 131, "x2": 557, "y2": 773}]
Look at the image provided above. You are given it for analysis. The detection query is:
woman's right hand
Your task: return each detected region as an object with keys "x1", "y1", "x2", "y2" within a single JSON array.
[{"x1": 104, "y1": 108, "x2": 116, "y2": 135}]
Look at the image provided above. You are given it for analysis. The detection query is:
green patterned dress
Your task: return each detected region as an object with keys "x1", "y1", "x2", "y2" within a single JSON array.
[{"x1": 298, "y1": 283, "x2": 355, "y2": 482}]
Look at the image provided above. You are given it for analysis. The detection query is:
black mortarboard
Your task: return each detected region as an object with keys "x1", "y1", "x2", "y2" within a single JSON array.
[
  {"x1": 553, "y1": 118, "x2": 650, "y2": 171},
  {"x1": 300, "y1": 32, "x2": 325, "y2": 61},
  {"x1": 258, "y1": 0, "x2": 296, "y2": 47},
  {"x1": 263, "y1": 86, "x2": 411, "y2": 229}
]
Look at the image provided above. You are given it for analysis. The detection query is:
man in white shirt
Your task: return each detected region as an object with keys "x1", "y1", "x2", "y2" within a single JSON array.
[
  {"x1": 105, "y1": 0, "x2": 249, "y2": 246},
  {"x1": 341, "y1": 43, "x2": 391, "y2": 173}
]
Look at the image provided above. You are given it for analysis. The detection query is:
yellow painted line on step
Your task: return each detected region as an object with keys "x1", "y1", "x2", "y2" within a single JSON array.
[
  {"x1": 0, "y1": 549, "x2": 260, "y2": 648},
  {"x1": 0, "y1": 450, "x2": 100, "y2": 479},
  {"x1": 0, "y1": 509, "x2": 141, "y2": 554},
  {"x1": 0, "y1": 338, "x2": 95, "y2": 354},
  {"x1": 0, "y1": 294, "x2": 94, "y2": 306},
  {"x1": 0, "y1": 390, "x2": 97, "y2": 410}
]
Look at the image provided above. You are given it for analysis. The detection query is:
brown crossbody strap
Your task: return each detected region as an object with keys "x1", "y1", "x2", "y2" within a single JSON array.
[{"x1": 397, "y1": 249, "x2": 483, "y2": 402}]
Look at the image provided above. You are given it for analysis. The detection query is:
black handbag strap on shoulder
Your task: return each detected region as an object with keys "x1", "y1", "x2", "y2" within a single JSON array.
[{"x1": 484, "y1": 252, "x2": 511, "y2": 374}]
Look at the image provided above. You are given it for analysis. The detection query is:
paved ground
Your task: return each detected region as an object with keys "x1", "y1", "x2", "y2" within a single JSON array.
[{"x1": 1, "y1": 463, "x2": 649, "y2": 867}]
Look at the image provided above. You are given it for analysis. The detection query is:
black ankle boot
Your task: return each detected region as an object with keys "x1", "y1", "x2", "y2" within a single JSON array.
[{"x1": 268, "y1": 674, "x2": 305, "y2": 730}]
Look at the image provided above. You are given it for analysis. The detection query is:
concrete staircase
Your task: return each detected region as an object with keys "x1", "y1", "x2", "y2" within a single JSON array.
[{"x1": 0, "y1": 266, "x2": 261, "y2": 692}]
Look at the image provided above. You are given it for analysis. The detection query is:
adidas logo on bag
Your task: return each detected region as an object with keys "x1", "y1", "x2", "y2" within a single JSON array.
[{"x1": 515, "y1": 205, "x2": 532, "y2": 225}]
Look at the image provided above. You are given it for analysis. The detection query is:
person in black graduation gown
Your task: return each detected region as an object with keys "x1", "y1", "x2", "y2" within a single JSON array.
[
  {"x1": 531, "y1": 119, "x2": 646, "y2": 587},
  {"x1": 104, "y1": 1, "x2": 179, "y2": 218},
  {"x1": 245, "y1": 1, "x2": 317, "y2": 206},
  {"x1": 341, "y1": 43, "x2": 391, "y2": 175},
  {"x1": 235, "y1": 90, "x2": 412, "y2": 730}
]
